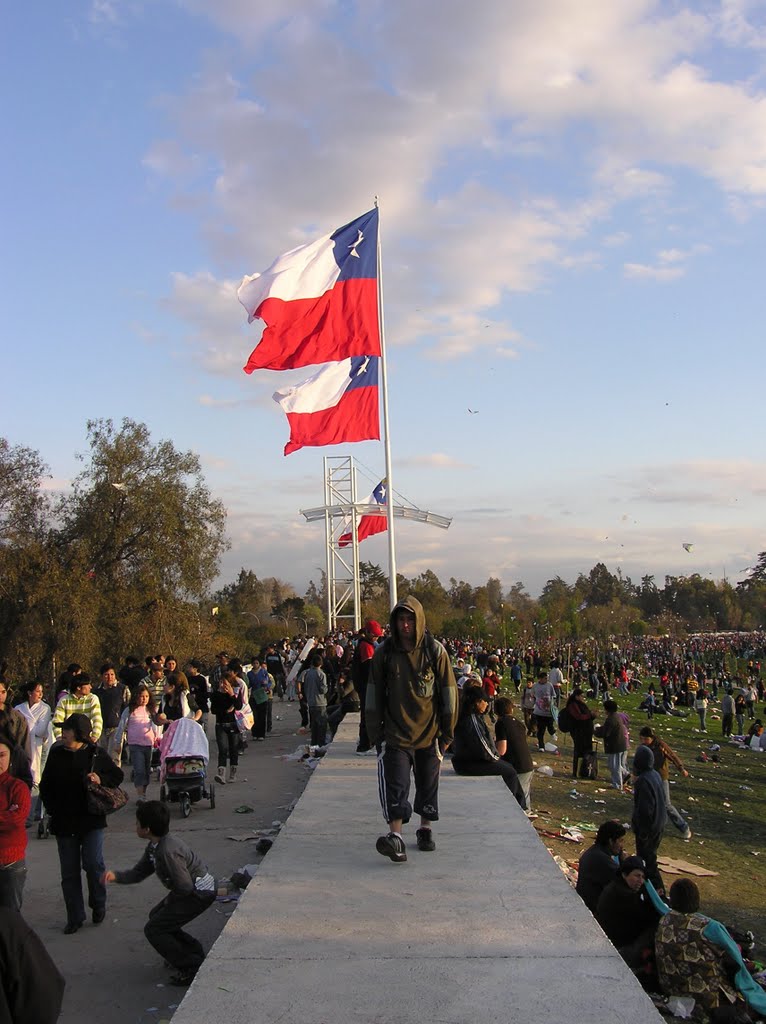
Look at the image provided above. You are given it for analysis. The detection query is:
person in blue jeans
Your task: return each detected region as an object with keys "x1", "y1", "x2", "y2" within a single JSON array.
[{"x1": 39, "y1": 713, "x2": 123, "y2": 934}]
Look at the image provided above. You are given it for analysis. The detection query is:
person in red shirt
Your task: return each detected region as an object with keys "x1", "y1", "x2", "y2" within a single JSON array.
[
  {"x1": 0, "y1": 738, "x2": 31, "y2": 911},
  {"x1": 352, "y1": 619, "x2": 383, "y2": 753},
  {"x1": 482, "y1": 656, "x2": 501, "y2": 698}
]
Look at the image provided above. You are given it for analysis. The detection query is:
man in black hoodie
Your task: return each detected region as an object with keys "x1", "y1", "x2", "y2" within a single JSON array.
[
  {"x1": 366, "y1": 597, "x2": 458, "y2": 864},
  {"x1": 631, "y1": 744, "x2": 666, "y2": 892}
]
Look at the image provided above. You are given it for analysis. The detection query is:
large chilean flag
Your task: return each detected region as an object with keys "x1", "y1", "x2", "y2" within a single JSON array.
[
  {"x1": 239, "y1": 209, "x2": 380, "y2": 372},
  {"x1": 273, "y1": 355, "x2": 380, "y2": 456}
]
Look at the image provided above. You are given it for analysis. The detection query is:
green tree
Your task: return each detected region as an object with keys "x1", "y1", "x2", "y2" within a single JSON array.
[
  {"x1": 55, "y1": 419, "x2": 228, "y2": 664},
  {"x1": 360, "y1": 561, "x2": 387, "y2": 602}
]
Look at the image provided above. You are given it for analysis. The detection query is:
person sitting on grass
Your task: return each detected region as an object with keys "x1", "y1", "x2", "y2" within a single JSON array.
[
  {"x1": 655, "y1": 878, "x2": 766, "y2": 1024},
  {"x1": 596, "y1": 855, "x2": 663, "y2": 973},
  {"x1": 103, "y1": 800, "x2": 216, "y2": 987},
  {"x1": 576, "y1": 820, "x2": 626, "y2": 915}
]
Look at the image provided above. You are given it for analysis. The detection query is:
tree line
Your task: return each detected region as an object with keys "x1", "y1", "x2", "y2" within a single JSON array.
[{"x1": 2, "y1": 422, "x2": 764, "y2": 683}]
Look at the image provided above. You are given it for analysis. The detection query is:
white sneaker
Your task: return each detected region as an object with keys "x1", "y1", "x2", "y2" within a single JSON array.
[
  {"x1": 214, "y1": 771, "x2": 226, "y2": 785},
  {"x1": 681, "y1": 828, "x2": 692, "y2": 840},
  {"x1": 229, "y1": 767, "x2": 237, "y2": 783}
]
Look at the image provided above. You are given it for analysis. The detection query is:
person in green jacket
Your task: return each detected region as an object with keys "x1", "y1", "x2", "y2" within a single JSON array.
[{"x1": 366, "y1": 597, "x2": 458, "y2": 864}]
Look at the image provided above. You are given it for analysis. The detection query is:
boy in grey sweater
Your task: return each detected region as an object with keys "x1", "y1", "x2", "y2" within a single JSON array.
[
  {"x1": 104, "y1": 800, "x2": 215, "y2": 985},
  {"x1": 302, "y1": 653, "x2": 328, "y2": 747}
]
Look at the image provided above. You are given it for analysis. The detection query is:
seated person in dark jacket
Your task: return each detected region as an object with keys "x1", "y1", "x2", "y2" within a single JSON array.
[
  {"x1": 493, "y1": 696, "x2": 534, "y2": 811},
  {"x1": 451, "y1": 688, "x2": 526, "y2": 809},
  {"x1": 576, "y1": 820, "x2": 626, "y2": 914},
  {"x1": 596, "y1": 855, "x2": 663, "y2": 969}
]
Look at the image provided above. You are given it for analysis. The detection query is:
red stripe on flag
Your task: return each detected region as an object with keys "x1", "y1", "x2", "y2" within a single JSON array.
[
  {"x1": 244, "y1": 279, "x2": 380, "y2": 372},
  {"x1": 283, "y1": 385, "x2": 380, "y2": 456}
]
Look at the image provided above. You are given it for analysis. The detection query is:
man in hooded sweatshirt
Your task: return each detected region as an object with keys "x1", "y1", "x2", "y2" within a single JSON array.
[
  {"x1": 365, "y1": 597, "x2": 458, "y2": 863},
  {"x1": 631, "y1": 744, "x2": 666, "y2": 892}
]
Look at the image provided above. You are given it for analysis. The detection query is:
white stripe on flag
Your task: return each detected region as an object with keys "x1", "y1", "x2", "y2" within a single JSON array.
[
  {"x1": 272, "y1": 359, "x2": 353, "y2": 415},
  {"x1": 238, "y1": 232, "x2": 339, "y2": 320}
]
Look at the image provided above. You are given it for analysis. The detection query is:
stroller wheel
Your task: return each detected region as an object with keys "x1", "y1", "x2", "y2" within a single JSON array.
[
  {"x1": 160, "y1": 784, "x2": 168, "y2": 803},
  {"x1": 209, "y1": 782, "x2": 215, "y2": 809},
  {"x1": 180, "y1": 793, "x2": 191, "y2": 818}
]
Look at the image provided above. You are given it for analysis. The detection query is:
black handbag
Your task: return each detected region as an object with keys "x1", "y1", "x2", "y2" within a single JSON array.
[{"x1": 85, "y1": 751, "x2": 129, "y2": 816}]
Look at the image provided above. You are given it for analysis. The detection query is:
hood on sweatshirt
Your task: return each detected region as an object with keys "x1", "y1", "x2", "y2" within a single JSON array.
[
  {"x1": 633, "y1": 743, "x2": 655, "y2": 774},
  {"x1": 389, "y1": 595, "x2": 426, "y2": 650}
]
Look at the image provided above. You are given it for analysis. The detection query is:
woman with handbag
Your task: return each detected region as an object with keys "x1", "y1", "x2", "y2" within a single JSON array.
[{"x1": 39, "y1": 712, "x2": 124, "y2": 934}]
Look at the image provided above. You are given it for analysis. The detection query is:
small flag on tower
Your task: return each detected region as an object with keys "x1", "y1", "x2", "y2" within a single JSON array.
[{"x1": 339, "y1": 479, "x2": 388, "y2": 547}]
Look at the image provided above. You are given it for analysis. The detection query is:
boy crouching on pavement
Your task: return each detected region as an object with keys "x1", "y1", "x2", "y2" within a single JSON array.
[{"x1": 103, "y1": 800, "x2": 216, "y2": 986}]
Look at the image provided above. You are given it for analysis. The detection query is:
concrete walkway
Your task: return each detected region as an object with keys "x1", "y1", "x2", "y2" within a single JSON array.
[{"x1": 173, "y1": 717, "x2": 662, "y2": 1024}]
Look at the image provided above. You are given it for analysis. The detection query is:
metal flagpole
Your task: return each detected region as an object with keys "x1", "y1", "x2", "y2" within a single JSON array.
[{"x1": 374, "y1": 196, "x2": 398, "y2": 610}]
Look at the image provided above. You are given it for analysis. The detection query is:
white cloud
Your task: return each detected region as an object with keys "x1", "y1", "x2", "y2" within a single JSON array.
[
  {"x1": 144, "y1": 0, "x2": 766, "y2": 370},
  {"x1": 163, "y1": 271, "x2": 250, "y2": 374},
  {"x1": 197, "y1": 394, "x2": 264, "y2": 409},
  {"x1": 623, "y1": 241, "x2": 710, "y2": 280},
  {"x1": 396, "y1": 453, "x2": 475, "y2": 470},
  {"x1": 623, "y1": 261, "x2": 686, "y2": 281},
  {"x1": 716, "y1": 0, "x2": 766, "y2": 50},
  {"x1": 624, "y1": 458, "x2": 766, "y2": 504}
]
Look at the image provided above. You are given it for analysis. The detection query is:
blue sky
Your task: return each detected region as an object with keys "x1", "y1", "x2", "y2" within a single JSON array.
[{"x1": 3, "y1": 0, "x2": 765, "y2": 597}]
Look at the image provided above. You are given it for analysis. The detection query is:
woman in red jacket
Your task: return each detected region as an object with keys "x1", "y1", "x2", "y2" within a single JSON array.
[{"x1": 0, "y1": 737, "x2": 31, "y2": 910}]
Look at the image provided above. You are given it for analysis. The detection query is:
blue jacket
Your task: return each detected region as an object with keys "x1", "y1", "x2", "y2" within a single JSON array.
[{"x1": 631, "y1": 744, "x2": 666, "y2": 837}]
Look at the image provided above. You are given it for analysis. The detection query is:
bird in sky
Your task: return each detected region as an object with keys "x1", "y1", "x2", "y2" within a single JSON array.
[{"x1": 682, "y1": 542, "x2": 694, "y2": 552}]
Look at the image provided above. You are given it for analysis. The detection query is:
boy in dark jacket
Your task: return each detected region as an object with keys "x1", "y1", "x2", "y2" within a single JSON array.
[
  {"x1": 631, "y1": 744, "x2": 666, "y2": 892},
  {"x1": 104, "y1": 800, "x2": 216, "y2": 985}
]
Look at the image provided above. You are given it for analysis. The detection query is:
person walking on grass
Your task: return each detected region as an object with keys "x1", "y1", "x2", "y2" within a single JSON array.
[
  {"x1": 638, "y1": 727, "x2": 692, "y2": 841},
  {"x1": 104, "y1": 800, "x2": 215, "y2": 987},
  {"x1": 631, "y1": 744, "x2": 667, "y2": 893},
  {"x1": 366, "y1": 597, "x2": 458, "y2": 864}
]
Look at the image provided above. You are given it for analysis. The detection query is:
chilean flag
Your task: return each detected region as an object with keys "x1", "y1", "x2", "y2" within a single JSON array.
[
  {"x1": 240, "y1": 209, "x2": 380, "y2": 372},
  {"x1": 339, "y1": 479, "x2": 387, "y2": 547},
  {"x1": 273, "y1": 356, "x2": 379, "y2": 456}
]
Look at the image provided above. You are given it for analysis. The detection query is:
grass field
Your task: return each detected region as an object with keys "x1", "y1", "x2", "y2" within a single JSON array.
[{"x1": 515, "y1": 681, "x2": 766, "y2": 961}]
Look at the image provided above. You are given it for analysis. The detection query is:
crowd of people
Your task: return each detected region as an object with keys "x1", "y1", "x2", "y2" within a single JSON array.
[{"x1": 0, "y1": 622, "x2": 764, "y2": 1021}]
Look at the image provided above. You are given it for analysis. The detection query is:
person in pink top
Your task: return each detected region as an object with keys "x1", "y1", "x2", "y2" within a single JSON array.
[
  {"x1": 114, "y1": 686, "x2": 160, "y2": 798},
  {"x1": 0, "y1": 737, "x2": 31, "y2": 910}
]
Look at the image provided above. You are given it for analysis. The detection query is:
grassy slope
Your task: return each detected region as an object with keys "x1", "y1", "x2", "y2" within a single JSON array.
[{"x1": 518, "y1": 682, "x2": 766, "y2": 959}]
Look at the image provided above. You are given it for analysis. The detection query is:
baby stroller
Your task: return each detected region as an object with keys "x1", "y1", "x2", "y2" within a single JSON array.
[{"x1": 159, "y1": 718, "x2": 215, "y2": 818}]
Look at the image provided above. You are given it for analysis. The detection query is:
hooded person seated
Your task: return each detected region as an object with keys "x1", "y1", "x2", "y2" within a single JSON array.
[
  {"x1": 576, "y1": 820, "x2": 627, "y2": 914},
  {"x1": 596, "y1": 855, "x2": 663, "y2": 971},
  {"x1": 656, "y1": 878, "x2": 766, "y2": 1024}
]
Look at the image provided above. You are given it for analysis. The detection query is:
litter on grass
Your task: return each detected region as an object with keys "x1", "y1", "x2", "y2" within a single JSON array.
[
  {"x1": 666, "y1": 996, "x2": 696, "y2": 1019},
  {"x1": 536, "y1": 765, "x2": 554, "y2": 776},
  {"x1": 657, "y1": 857, "x2": 718, "y2": 877}
]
